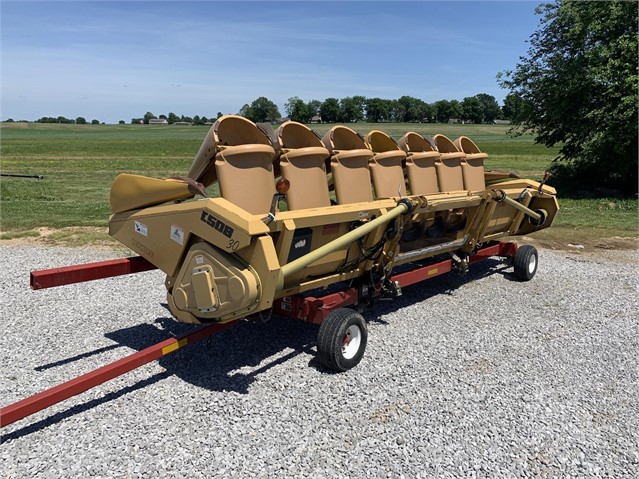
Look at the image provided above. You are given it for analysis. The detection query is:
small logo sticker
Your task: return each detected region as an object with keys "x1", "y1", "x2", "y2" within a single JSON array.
[
  {"x1": 134, "y1": 221, "x2": 148, "y2": 237},
  {"x1": 195, "y1": 255, "x2": 204, "y2": 265},
  {"x1": 294, "y1": 239, "x2": 307, "y2": 249},
  {"x1": 170, "y1": 225, "x2": 184, "y2": 245},
  {"x1": 358, "y1": 211, "x2": 368, "y2": 218}
]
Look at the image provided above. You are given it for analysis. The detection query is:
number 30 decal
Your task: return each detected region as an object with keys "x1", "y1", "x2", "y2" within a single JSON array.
[{"x1": 227, "y1": 239, "x2": 240, "y2": 251}]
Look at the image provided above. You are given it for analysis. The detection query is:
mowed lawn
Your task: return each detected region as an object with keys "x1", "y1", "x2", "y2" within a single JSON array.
[{"x1": 1, "y1": 122, "x2": 636, "y2": 244}]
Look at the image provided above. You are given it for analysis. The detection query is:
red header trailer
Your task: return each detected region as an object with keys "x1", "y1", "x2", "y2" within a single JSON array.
[{"x1": 2, "y1": 241, "x2": 528, "y2": 428}]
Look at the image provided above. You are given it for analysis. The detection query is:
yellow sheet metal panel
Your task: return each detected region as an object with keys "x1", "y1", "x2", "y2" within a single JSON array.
[
  {"x1": 192, "y1": 266, "x2": 218, "y2": 312},
  {"x1": 171, "y1": 242, "x2": 260, "y2": 321}
]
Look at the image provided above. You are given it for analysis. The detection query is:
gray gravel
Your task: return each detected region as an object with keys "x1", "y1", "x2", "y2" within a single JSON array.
[{"x1": 1, "y1": 244, "x2": 638, "y2": 478}]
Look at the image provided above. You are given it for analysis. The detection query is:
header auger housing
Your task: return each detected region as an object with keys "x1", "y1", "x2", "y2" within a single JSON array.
[{"x1": 109, "y1": 115, "x2": 558, "y2": 330}]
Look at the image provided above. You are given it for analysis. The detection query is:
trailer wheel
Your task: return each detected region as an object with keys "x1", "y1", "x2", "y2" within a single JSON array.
[
  {"x1": 317, "y1": 308, "x2": 368, "y2": 372},
  {"x1": 513, "y1": 245, "x2": 538, "y2": 281}
]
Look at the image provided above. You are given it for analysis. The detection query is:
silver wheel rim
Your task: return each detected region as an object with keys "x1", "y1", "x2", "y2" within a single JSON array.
[
  {"x1": 528, "y1": 254, "x2": 537, "y2": 274},
  {"x1": 342, "y1": 325, "x2": 362, "y2": 360}
]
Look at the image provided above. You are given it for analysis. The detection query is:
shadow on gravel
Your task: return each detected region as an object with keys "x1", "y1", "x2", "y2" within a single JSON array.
[
  {"x1": 106, "y1": 316, "x2": 319, "y2": 396},
  {"x1": 3, "y1": 317, "x2": 320, "y2": 440},
  {"x1": 34, "y1": 344, "x2": 122, "y2": 371},
  {"x1": 2, "y1": 371, "x2": 173, "y2": 443},
  {"x1": 6, "y1": 257, "x2": 511, "y2": 439},
  {"x1": 365, "y1": 258, "x2": 511, "y2": 323}
]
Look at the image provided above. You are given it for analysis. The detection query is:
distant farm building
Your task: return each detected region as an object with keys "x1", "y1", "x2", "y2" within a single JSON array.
[
  {"x1": 173, "y1": 121, "x2": 193, "y2": 126},
  {"x1": 148, "y1": 118, "x2": 168, "y2": 125},
  {"x1": 492, "y1": 119, "x2": 512, "y2": 125},
  {"x1": 310, "y1": 116, "x2": 322, "y2": 123}
]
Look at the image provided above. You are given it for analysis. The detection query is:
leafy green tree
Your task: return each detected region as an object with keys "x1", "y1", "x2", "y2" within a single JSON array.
[
  {"x1": 408, "y1": 99, "x2": 433, "y2": 123},
  {"x1": 421, "y1": 102, "x2": 436, "y2": 123},
  {"x1": 239, "y1": 104, "x2": 252, "y2": 118},
  {"x1": 306, "y1": 99, "x2": 321, "y2": 118},
  {"x1": 285, "y1": 96, "x2": 311, "y2": 123},
  {"x1": 396, "y1": 96, "x2": 417, "y2": 122},
  {"x1": 75, "y1": 117, "x2": 87, "y2": 125},
  {"x1": 241, "y1": 97, "x2": 281, "y2": 123},
  {"x1": 365, "y1": 98, "x2": 390, "y2": 122},
  {"x1": 339, "y1": 96, "x2": 365, "y2": 122},
  {"x1": 353, "y1": 96, "x2": 367, "y2": 121},
  {"x1": 448, "y1": 100, "x2": 463, "y2": 122},
  {"x1": 475, "y1": 93, "x2": 501, "y2": 122},
  {"x1": 498, "y1": 0, "x2": 638, "y2": 195},
  {"x1": 143, "y1": 112, "x2": 156, "y2": 124},
  {"x1": 433, "y1": 100, "x2": 448, "y2": 123},
  {"x1": 461, "y1": 96, "x2": 483, "y2": 124},
  {"x1": 434, "y1": 99, "x2": 462, "y2": 123},
  {"x1": 320, "y1": 98, "x2": 340, "y2": 123},
  {"x1": 167, "y1": 112, "x2": 180, "y2": 124},
  {"x1": 91, "y1": 119, "x2": 100, "y2": 125},
  {"x1": 502, "y1": 93, "x2": 531, "y2": 122},
  {"x1": 390, "y1": 100, "x2": 407, "y2": 122},
  {"x1": 118, "y1": 120, "x2": 125, "y2": 125}
]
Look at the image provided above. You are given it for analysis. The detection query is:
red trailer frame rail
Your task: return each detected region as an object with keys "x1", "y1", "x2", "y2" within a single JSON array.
[
  {"x1": 273, "y1": 241, "x2": 518, "y2": 324},
  {"x1": 30, "y1": 256, "x2": 156, "y2": 290},
  {"x1": 0, "y1": 322, "x2": 236, "y2": 428},
  {"x1": 2, "y1": 255, "x2": 232, "y2": 428}
]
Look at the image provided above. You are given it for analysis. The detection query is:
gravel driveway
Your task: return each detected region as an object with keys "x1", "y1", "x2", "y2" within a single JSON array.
[{"x1": 1, "y1": 244, "x2": 638, "y2": 478}]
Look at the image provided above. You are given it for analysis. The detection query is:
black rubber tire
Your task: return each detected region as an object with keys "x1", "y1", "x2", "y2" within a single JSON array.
[
  {"x1": 513, "y1": 245, "x2": 538, "y2": 281},
  {"x1": 317, "y1": 308, "x2": 368, "y2": 372}
]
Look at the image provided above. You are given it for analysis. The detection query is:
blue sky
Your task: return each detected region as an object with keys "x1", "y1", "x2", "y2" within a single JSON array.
[{"x1": 1, "y1": 1, "x2": 542, "y2": 123}]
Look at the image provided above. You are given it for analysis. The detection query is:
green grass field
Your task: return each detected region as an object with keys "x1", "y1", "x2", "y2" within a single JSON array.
[{"x1": 1, "y1": 122, "x2": 637, "y2": 246}]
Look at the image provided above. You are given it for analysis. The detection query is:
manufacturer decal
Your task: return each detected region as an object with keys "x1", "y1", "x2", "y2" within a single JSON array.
[
  {"x1": 200, "y1": 211, "x2": 234, "y2": 239},
  {"x1": 134, "y1": 221, "x2": 148, "y2": 237},
  {"x1": 170, "y1": 225, "x2": 184, "y2": 245},
  {"x1": 294, "y1": 239, "x2": 307, "y2": 249},
  {"x1": 132, "y1": 238, "x2": 154, "y2": 258},
  {"x1": 358, "y1": 211, "x2": 368, "y2": 218}
]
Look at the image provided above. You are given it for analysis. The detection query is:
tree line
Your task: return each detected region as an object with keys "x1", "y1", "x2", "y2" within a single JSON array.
[
  {"x1": 130, "y1": 111, "x2": 224, "y2": 125},
  {"x1": 24, "y1": 116, "x2": 104, "y2": 124},
  {"x1": 7, "y1": 92, "x2": 522, "y2": 127},
  {"x1": 129, "y1": 92, "x2": 514, "y2": 127},
  {"x1": 239, "y1": 93, "x2": 514, "y2": 125}
]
